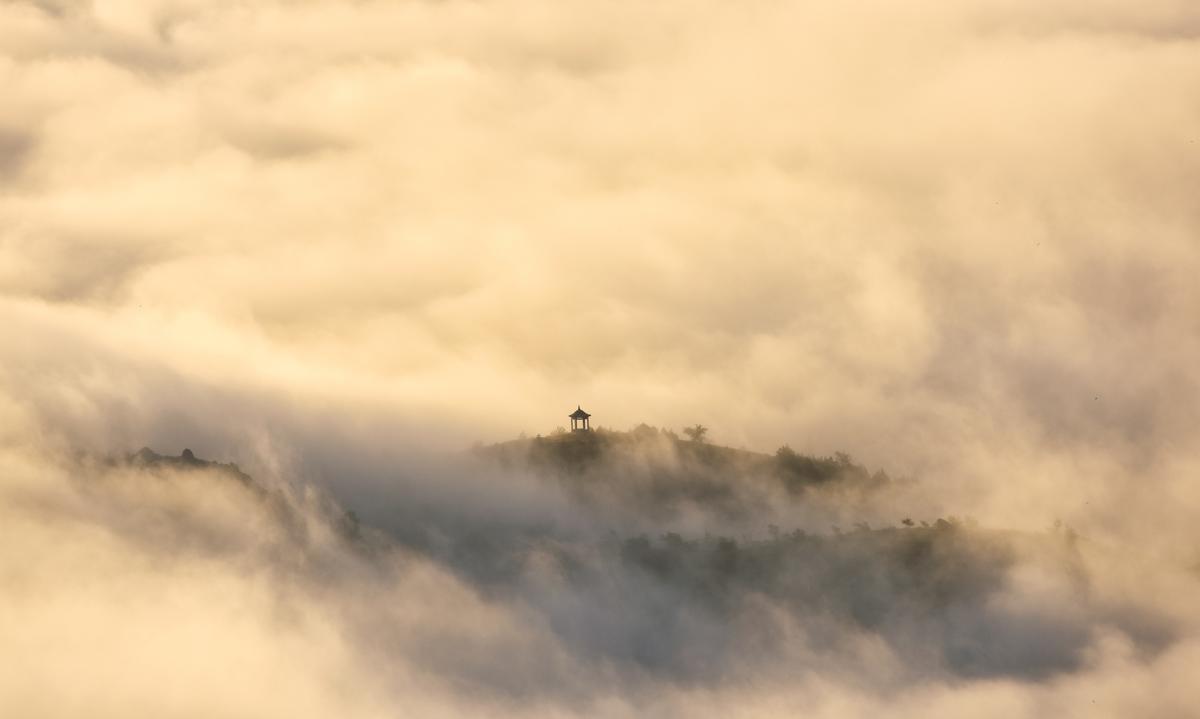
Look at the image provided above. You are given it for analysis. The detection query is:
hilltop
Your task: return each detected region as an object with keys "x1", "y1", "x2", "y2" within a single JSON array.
[
  {"x1": 124, "y1": 446, "x2": 254, "y2": 484},
  {"x1": 475, "y1": 424, "x2": 895, "y2": 500}
]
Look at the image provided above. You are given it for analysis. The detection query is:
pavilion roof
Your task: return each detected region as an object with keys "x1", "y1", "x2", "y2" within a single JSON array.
[{"x1": 569, "y1": 406, "x2": 591, "y2": 419}]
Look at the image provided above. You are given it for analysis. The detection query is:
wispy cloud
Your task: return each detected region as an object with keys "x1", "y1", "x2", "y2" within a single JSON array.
[{"x1": 1, "y1": 0, "x2": 1199, "y2": 714}]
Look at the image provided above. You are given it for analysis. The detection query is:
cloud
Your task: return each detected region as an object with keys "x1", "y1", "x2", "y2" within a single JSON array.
[{"x1": 1, "y1": 0, "x2": 1199, "y2": 714}]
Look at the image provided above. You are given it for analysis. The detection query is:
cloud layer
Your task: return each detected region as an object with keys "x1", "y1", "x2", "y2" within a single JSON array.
[{"x1": 1, "y1": 0, "x2": 1199, "y2": 715}]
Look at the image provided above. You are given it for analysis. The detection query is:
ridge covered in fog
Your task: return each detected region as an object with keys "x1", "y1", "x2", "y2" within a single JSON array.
[{"x1": 63, "y1": 441, "x2": 1178, "y2": 695}]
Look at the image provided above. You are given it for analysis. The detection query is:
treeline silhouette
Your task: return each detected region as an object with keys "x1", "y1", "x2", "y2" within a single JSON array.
[{"x1": 475, "y1": 424, "x2": 899, "y2": 522}]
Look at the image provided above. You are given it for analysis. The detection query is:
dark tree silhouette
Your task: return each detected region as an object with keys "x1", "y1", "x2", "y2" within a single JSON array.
[{"x1": 682, "y1": 424, "x2": 709, "y2": 443}]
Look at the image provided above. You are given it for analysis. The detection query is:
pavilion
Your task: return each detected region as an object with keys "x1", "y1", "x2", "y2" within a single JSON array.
[{"x1": 569, "y1": 406, "x2": 592, "y2": 432}]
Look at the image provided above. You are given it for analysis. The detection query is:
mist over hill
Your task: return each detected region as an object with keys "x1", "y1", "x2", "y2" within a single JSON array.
[{"x1": 5, "y1": 437, "x2": 1183, "y2": 716}]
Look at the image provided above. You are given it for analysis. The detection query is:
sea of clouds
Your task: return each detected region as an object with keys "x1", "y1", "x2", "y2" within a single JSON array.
[{"x1": 2, "y1": 0, "x2": 1199, "y2": 715}]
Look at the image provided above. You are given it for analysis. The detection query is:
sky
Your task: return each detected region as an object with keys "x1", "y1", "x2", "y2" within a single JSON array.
[{"x1": 1, "y1": 1, "x2": 1199, "y2": 716}]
